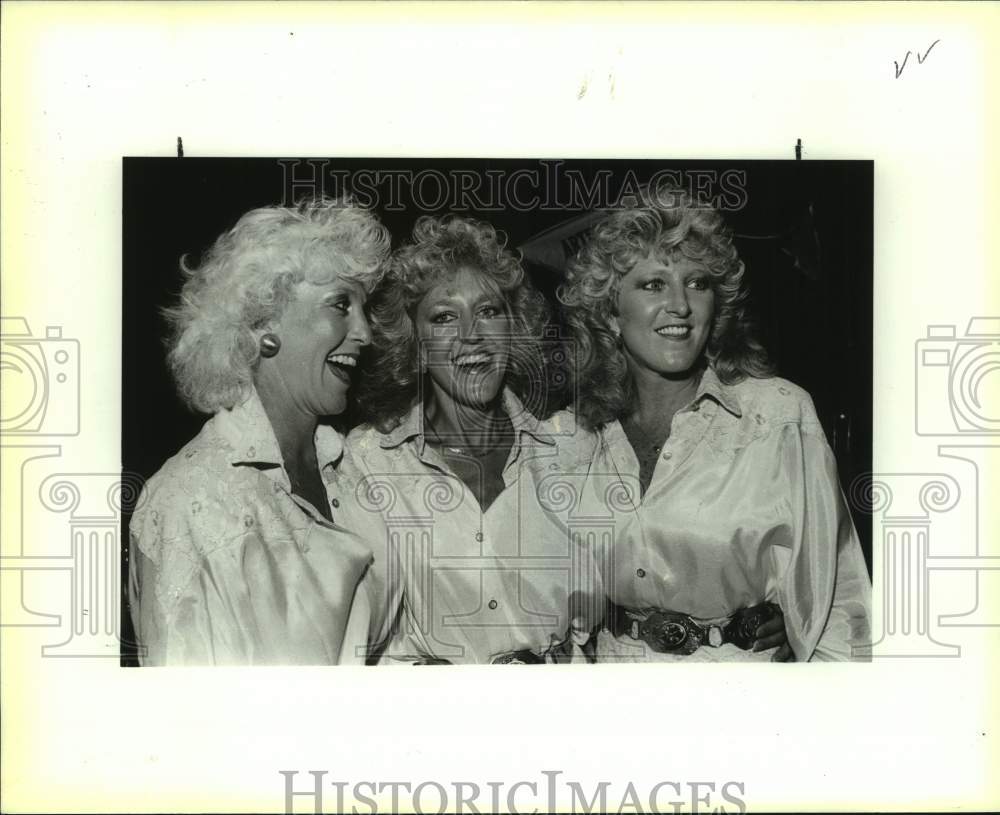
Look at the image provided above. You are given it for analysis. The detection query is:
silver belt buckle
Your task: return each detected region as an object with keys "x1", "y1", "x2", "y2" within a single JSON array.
[{"x1": 707, "y1": 625, "x2": 724, "y2": 648}]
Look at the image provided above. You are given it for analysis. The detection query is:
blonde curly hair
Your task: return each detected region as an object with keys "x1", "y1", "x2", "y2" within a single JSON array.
[
  {"x1": 164, "y1": 196, "x2": 390, "y2": 413},
  {"x1": 559, "y1": 184, "x2": 773, "y2": 429}
]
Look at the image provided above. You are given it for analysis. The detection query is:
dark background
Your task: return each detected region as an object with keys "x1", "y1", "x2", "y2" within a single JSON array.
[{"x1": 122, "y1": 158, "x2": 873, "y2": 663}]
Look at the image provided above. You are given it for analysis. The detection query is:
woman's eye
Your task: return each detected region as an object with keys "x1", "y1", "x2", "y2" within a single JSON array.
[
  {"x1": 430, "y1": 312, "x2": 456, "y2": 324},
  {"x1": 328, "y1": 299, "x2": 350, "y2": 314},
  {"x1": 686, "y1": 278, "x2": 710, "y2": 291},
  {"x1": 478, "y1": 305, "x2": 502, "y2": 318},
  {"x1": 641, "y1": 279, "x2": 664, "y2": 292}
]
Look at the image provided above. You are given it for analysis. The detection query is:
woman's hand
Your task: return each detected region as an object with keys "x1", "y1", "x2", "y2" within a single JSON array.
[{"x1": 753, "y1": 613, "x2": 795, "y2": 662}]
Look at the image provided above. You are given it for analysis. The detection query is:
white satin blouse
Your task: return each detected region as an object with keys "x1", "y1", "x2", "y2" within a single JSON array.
[
  {"x1": 333, "y1": 390, "x2": 603, "y2": 664},
  {"x1": 572, "y1": 367, "x2": 872, "y2": 662},
  {"x1": 128, "y1": 389, "x2": 377, "y2": 666}
]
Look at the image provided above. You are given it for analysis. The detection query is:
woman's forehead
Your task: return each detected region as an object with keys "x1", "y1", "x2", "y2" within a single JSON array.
[
  {"x1": 425, "y1": 265, "x2": 501, "y2": 301},
  {"x1": 301, "y1": 250, "x2": 354, "y2": 284},
  {"x1": 627, "y1": 249, "x2": 709, "y2": 276},
  {"x1": 294, "y1": 275, "x2": 365, "y2": 301}
]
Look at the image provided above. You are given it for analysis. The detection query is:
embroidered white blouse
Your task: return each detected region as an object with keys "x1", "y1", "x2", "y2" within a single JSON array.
[
  {"x1": 128, "y1": 389, "x2": 377, "y2": 666},
  {"x1": 332, "y1": 390, "x2": 603, "y2": 664},
  {"x1": 573, "y1": 368, "x2": 872, "y2": 662}
]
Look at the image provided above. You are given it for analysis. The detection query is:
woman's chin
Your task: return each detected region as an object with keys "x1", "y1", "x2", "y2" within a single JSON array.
[
  {"x1": 439, "y1": 372, "x2": 504, "y2": 409},
  {"x1": 454, "y1": 383, "x2": 503, "y2": 409},
  {"x1": 318, "y1": 392, "x2": 349, "y2": 417}
]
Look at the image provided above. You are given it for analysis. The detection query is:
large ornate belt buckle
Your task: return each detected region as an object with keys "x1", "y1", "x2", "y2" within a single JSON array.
[
  {"x1": 723, "y1": 602, "x2": 779, "y2": 650},
  {"x1": 707, "y1": 625, "x2": 724, "y2": 648},
  {"x1": 640, "y1": 611, "x2": 701, "y2": 655},
  {"x1": 491, "y1": 650, "x2": 545, "y2": 665}
]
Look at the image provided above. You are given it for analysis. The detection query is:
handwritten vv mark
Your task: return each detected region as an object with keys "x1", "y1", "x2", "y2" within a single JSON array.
[{"x1": 895, "y1": 39, "x2": 940, "y2": 79}]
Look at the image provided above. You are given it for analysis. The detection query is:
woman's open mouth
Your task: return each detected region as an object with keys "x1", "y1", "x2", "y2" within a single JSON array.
[
  {"x1": 452, "y1": 352, "x2": 493, "y2": 367},
  {"x1": 450, "y1": 353, "x2": 499, "y2": 379},
  {"x1": 326, "y1": 352, "x2": 357, "y2": 384},
  {"x1": 655, "y1": 325, "x2": 692, "y2": 340}
]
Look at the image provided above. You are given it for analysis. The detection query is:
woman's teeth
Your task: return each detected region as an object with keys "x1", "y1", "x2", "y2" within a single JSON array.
[
  {"x1": 454, "y1": 353, "x2": 490, "y2": 366},
  {"x1": 326, "y1": 353, "x2": 356, "y2": 384},
  {"x1": 656, "y1": 326, "x2": 691, "y2": 337}
]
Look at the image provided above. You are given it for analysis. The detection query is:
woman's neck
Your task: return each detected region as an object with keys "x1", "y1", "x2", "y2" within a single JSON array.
[
  {"x1": 423, "y1": 383, "x2": 508, "y2": 451},
  {"x1": 627, "y1": 362, "x2": 703, "y2": 426},
  {"x1": 255, "y1": 381, "x2": 319, "y2": 468}
]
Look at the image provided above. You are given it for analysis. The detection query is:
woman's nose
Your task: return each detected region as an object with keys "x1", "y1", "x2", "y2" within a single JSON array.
[
  {"x1": 663, "y1": 281, "x2": 691, "y2": 316},
  {"x1": 349, "y1": 309, "x2": 372, "y2": 346},
  {"x1": 462, "y1": 313, "x2": 484, "y2": 341}
]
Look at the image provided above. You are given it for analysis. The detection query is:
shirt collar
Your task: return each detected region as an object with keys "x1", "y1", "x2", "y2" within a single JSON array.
[
  {"x1": 378, "y1": 387, "x2": 555, "y2": 450},
  {"x1": 504, "y1": 389, "x2": 557, "y2": 446},
  {"x1": 600, "y1": 364, "x2": 743, "y2": 446},
  {"x1": 216, "y1": 387, "x2": 345, "y2": 472},
  {"x1": 695, "y1": 366, "x2": 743, "y2": 418}
]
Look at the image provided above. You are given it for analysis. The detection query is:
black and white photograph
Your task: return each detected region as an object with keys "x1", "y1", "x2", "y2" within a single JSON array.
[
  {"x1": 4, "y1": 3, "x2": 997, "y2": 813},
  {"x1": 122, "y1": 158, "x2": 873, "y2": 666}
]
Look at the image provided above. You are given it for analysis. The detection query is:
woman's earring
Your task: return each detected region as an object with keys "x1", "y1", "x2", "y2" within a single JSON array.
[{"x1": 259, "y1": 333, "x2": 281, "y2": 358}]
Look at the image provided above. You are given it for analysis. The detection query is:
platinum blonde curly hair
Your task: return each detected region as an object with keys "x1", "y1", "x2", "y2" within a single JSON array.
[
  {"x1": 558, "y1": 183, "x2": 773, "y2": 429},
  {"x1": 164, "y1": 196, "x2": 390, "y2": 413}
]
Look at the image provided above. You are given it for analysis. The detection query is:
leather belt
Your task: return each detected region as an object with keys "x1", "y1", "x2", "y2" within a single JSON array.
[
  {"x1": 490, "y1": 650, "x2": 545, "y2": 665},
  {"x1": 609, "y1": 601, "x2": 782, "y2": 655},
  {"x1": 414, "y1": 651, "x2": 546, "y2": 665}
]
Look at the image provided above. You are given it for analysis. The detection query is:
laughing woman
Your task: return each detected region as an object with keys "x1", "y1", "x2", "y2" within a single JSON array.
[
  {"x1": 129, "y1": 197, "x2": 390, "y2": 665},
  {"x1": 334, "y1": 214, "x2": 602, "y2": 664},
  {"x1": 559, "y1": 184, "x2": 872, "y2": 662}
]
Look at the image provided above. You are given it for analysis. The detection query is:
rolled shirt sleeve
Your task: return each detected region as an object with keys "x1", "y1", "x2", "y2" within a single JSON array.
[{"x1": 775, "y1": 419, "x2": 872, "y2": 661}]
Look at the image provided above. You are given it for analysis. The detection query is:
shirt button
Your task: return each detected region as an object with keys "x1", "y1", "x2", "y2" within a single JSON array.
[
  {"x1": 662, "y1": 451, "x2": 672, "y2": 460},
  {"x1": 636, "y1": 568, "x2": 646, "y2": 578},
  {"x1": 475, "y1": 532, "x2": 484, "y2": 542},
  {"x1": 330, "y1": 498, "x2": 340, "y2": 508},
  {"x1": 488, "y1": 599, "x2": 498, "y2": 610}
]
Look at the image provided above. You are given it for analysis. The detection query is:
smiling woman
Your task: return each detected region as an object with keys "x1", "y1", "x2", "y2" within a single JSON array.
[
  {"x1": 128, "y1": 197, "x2": 391, "y2": 665},
  {"x1": 559, "y1": 184, "x2": 872, "y2": 661},
  {"x1": 334, "y1": 215, "x2": 604, "y2": 664}
]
